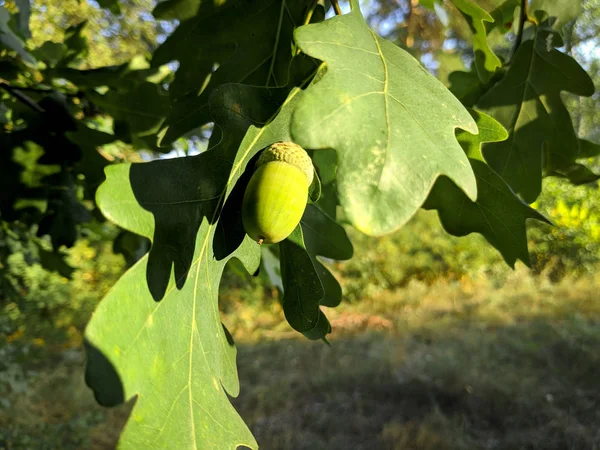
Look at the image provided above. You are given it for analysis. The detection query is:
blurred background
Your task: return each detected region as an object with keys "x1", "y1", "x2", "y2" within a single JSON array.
[{"x1": 1, "y1": 0, "x2": 600, "y2": 449}]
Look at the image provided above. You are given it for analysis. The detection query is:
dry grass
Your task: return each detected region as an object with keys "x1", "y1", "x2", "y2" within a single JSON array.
[{"x1": 1, "y1": 268, "x2": 600, "y2": 449}]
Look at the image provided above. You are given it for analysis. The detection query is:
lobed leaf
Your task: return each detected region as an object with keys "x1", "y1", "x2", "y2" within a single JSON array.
[
  {"x1": 279, "y1": 204, "x2": 352, "y2": 338},
  {"x1": 424, "y1": 109, "x2": 549, "y2": 266},
  {"x1": 85, "y1": 84, "x2": 301, "y2": 450},
  {"x1": 530, "y1": 0, "x2": 582, "y2": 27},
  {"x1": 153, "y1": 0, "x2": 309, "y2": 144},
  {"x1": 450, "y1": 0, "x2": 501, "y2": 82},
  {"x1": 477, "y1": 19, "x2": 595, "y2": 203},
  {"x1": 486, "y1": 0, "x2": 519, "y2": 34},
  {"x1": 291, "y1": 0, "x2": 478, "y2": 236}
]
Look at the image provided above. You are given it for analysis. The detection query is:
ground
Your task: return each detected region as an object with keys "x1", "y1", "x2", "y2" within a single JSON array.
[{"x1": 1, "y1": 268, "x2": 599, "y2": 450}]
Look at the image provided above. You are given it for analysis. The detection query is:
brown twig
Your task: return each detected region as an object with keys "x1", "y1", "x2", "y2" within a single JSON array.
[{"x1": 331, "y1": 0, "x2": 342, "y2": 15}]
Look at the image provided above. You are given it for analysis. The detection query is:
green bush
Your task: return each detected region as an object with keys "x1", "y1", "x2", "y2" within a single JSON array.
[{"x1": 1, "y1": 224, "x2": 125, "y2": 344}]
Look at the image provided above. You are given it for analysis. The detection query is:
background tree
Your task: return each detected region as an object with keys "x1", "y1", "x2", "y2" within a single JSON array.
[{"x1": 1, "y1": 0, "x2": 599, "y2": 448}]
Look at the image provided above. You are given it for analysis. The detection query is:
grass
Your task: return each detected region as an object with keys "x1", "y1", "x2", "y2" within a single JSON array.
[{"x1": 1, "y1": 267, "x2": 600, "y2": 449}]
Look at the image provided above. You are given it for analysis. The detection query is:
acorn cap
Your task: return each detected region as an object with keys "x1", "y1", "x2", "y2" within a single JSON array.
[{"x1": 256, "y1": 142, "x2": 314, "y2": 185}]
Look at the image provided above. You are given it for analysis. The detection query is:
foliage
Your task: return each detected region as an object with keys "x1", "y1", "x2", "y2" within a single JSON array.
[
  {"x1": 0, "y1": 0, "x2": 599, "y2": 447},
  {"x1": 529, "y1": 177, "x2": 600, "y2": 277},
  {"x1": 0, "y1": 223, "x2": 125, "y2": 342}
]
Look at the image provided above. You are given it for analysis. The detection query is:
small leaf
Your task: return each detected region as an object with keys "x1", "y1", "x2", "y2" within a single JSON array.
[
  {"x1": 12, "y1": 0, "x2": 31, "y2": 39},
  {"x1": 312, "y1": 149, "x2": 338, "y2": 218},
  {"x1": 424, "y1": 109, "x2": 549, "y2": 267},
  {"x1": 301, "y1": 205, "x2": 353, "y2": 262},
  {"x1": 0, "y1": 6, "x2": 34, "y2": 63},
  {"x1": 32, "y1": 41, "x2": 65, "y2": 66},
  {"x1": 36, "y1": 244, "x2": 75, "y2": 279},
  {"x1": 67, "y1": 125, "x2": 115, "y2": 192},
  {"x1": 456, "y1": 109, "x2": 507, "y2": 161},
  {"x1": 546, "y1": 139, "x2": 600, "y2": 185},
  {"x1": 153, "y1": 0, "x2": 201, "y2": 20},
  {"x1": 307, "y1": 168, "x2": 322, "y2": 203},
  {"x1": 292, "y1": 0, "x2": 477, "y2": 236},
  {"x1": 486, "y1": 0, "x2": 519, "y2": 34},
  {"x1": 450, "y1": 0, "x2": 501, "y2": 82},
  {"x1": 260, "y1": 246, "x2": 283, "y2": 292},
  {"x1": 301, "y1": 204, "x2": 352, "y2": 308},
  {"x1": 280, "y1": 225, "x2": 325, "y2": 333},
  {"x1": 477, "y1": 20, "x2": 595, "y2": 202},
  {"x1": 113, "y1": 230, "x2": 150, "y2": 267},
  {"x1": 530, "y1": 0, "x2": 581, "y2": 27},
  {"x1": 447, "y1": 68, "x2": 505, "y2": 107},
  {"x1": 60, "y1": 22, "x2": 88, "y2": 67},
  {"x1": 88, "y1": 82, "x2": 169, "y2": 137},
  {"x1": 96, "y1": 0, "x2": 121, "y2": 14},
  {"x1": 280, "y1": 203, "x2": 353, "y2": 340},
  {"x1": 37, "y1": 170, "x2": 91, "y2": 249}
]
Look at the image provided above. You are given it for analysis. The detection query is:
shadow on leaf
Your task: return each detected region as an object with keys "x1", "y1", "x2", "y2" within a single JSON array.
[
  {"x1": 84, "y1": 339, "x2": 125, "y2": 407},
  {"x1": 128, "y1": 153, "x2": 231, "y2": 301}
]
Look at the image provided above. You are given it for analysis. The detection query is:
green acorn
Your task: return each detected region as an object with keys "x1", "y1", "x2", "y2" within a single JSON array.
[{"x1": 242, "y1": 142, "x2": 314, "y2": 244}]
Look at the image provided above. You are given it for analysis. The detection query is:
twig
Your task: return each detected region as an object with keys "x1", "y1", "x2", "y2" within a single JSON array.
[
  {"x1": 266, "y1": 0, "x2": 286, "y2": 86},
  {"x1": 4, "y1": 85, "x2": 53, "y2": 94},
  {"x1": 331, "y1": 0, "x2": 342, "y2": 15},
  {"x1": 0, "y1": 82, "x2": 45, "y2": 113},
  {"x1": 303, "y1": 0, "x2": 319, "y2": 26}
]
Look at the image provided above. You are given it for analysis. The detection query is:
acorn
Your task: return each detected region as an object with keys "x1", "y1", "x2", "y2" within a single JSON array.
[{"x1": 242, "y1": 142, "x2": 314, "y2": 244}]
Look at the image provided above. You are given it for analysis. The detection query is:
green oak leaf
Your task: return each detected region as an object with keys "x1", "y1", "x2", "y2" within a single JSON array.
[
  {"x1": 301, "y1": 204, "x2": 352, "y2": 308},
  {"x1": 49, "y1": 61, "x2": 162, "y2": 90},
  {"x1": 448, "y1": 67, "x2": 505, "y2": 108},
  {"x1": 450, "y1": 0, "x2": 501, "y2": 82},
  {"x1": 424, "y1": 109, "x2": 549, "y2": 266},
  {"x1": 486, "y1": 0, "x2": 519, "y2": 34},
  {"x1": 153, "y1": 0, "x2": 202, "y2": 20},
  {"x1": 476, "y1": 20, "x2": 595, "y2": 203},
  {"x1": 311, "y1": 149, "x2": 338, "y2": 219},
  {"x1": 67, "y1": 125, "x2": 115, "y2": 194},
  {"x1": 456, "y1": 109, "x2": 508, "y2": 161},
  {"x1": 97, "y1": 0, "x2": 121, "y2": 14},
  {"x1": 85, "y1": 84, "x2": 303, "y2": 449},
  {"x1": 291, "y1": 0, "x2": 477, "y2": 236},
  {"x1": 59, "y1": 22, "x2": 89, "y2": 67},
  {"x1": 530, "y1": 0, "x2": 581, "y2": 27},
  {"x1": 12, "y1": 0, "x2": 31, "y2": 39},
  {"x1": 36, "y1": 244, "x2": 75, "y2": 279},
  {"x1": 260, "y1": 246, "x2": 283, "y2": 292},
  {"x1": 0, "y1": 6, "x2": 34, "y2": 63},
  {"x1": 447, "y1": 70, "x2": 486, "y2": 107},
  {"x1": 152, "y1": 0, "x2": 307, "y2": 144},
  {"x1": 546, "y1": 139, "x2": 600, "y2": 185},
  {"x1": 280, "y1": 204, "x2": 352, "y2": 339},
  {"x1": 307, "y1": 169, "x2": 322, "y2": 203},
  {"x1": 88, "y1": 82, "x2": 169, "y2": 138},
  {"x1": 280, "y1": 225, "x2": 325, "y2": 334},
  {"x1": 419, "y1": 0, "x2": 436, "y2": 8}
]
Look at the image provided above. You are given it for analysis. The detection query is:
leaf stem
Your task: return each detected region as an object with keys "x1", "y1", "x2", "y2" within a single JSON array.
[
  {"x1": 266, "y1": 0, "x2": 287, "y2": 87},
  {"x1": 331, "y1": 0, "x2": 342, "y2": 15},
  {"x1": 511, "y1": 0, "x2": 528, "y2": 60},
  {"x1": 0, "y1": 82, "x2": 45, "y2": 113},
  {"x1": 296, "y1": 0, "x2": 320, "y2": 57},
  {"x1": 303, "y1": 0, "x2": 319, "y2": 26}
]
